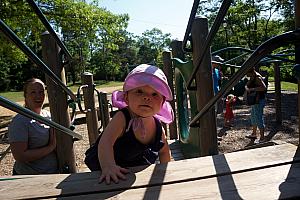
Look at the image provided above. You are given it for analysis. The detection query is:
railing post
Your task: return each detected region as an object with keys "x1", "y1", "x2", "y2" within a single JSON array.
[
  {"x1": 41, "y1": 31, "x2": 77, "y2": 173},
  {"x1": 81, "y1": 72, "x2": 99, "y2": 145},
  {"x1": 163, "y1": 51, "x2": 177, "y2": 140},
  {"x1": 171, "y1": 40, "x2": 185, "y2": 60},
  {"x1": 274, "y1": 62, "x2": 282, "y2": 124},
  {"x1": 191, "y1": 17, "x2": 218, "y2": 156},
  {"x1": 98, "y1": 92, "x2": 110, "y2": 130},
  {"x1": 170, "y1": 40, "x2": 185, "y2": 141}
]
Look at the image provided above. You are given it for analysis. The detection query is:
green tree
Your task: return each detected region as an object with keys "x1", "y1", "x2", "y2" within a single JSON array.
[
  {"x1": 0, "y1": 0, "x2": 130, "y2": 87},
  {"x1": 136, "y1": 28, "x2": 171, "y2": 66}
]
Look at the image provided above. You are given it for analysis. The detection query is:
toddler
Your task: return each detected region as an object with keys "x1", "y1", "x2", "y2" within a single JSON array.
[{"x1": 98, "y1": 64, "x2": 173, "y2": 184}]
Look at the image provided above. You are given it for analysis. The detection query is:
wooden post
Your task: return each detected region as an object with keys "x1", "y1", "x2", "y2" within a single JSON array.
[
  {"x1": 99, "y1": 92, "x2": 110, "y2": 130},
  {"x1": 191, "y1": 17, "x2": 218, "y2": 156},
  {"x1": 82, "y1": 72, "x2": 99, "y2": 145},
  {"x1": 41, "y1": 31, "x2": 77, "y2": 173},
  {"x1": 274, "y1": 62, "x2": 282, "y2": 124},
  {"x1": 163, "y1": 51, "x2": 178, "y2": 139},
  {"x1": 295, "y1": 0, "x2": 300, "y2": 144},
  {"x1": 170, "y1": 40, "x2": 185, "y2": 141},
  {"x1": 170, "y1": 40, "x2": 185, "y2": 60}
]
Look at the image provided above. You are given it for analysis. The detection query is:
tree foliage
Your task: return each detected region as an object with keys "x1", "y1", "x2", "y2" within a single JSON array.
[
  {"x1": 198, "y1": 0, "x2": 296, "y2": 81},
  {"x1": 0, "y1": 0, "x2": 296, "y2": 91}
]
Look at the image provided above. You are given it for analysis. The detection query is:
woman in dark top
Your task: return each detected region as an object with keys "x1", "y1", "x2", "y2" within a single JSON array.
[{"x1": 245, "y1": 68, "x2": 267, "y2": 143}]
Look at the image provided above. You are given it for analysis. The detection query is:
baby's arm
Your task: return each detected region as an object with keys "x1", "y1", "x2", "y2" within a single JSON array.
[
  {"x1": 98, "y1": 111, "x2": 129, "y2": 184},
  {"x1": 158, "y1": 129, "x2": 171, "y2": 163}
]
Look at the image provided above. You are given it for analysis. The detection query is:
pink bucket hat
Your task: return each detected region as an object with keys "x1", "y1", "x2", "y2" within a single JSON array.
[{"x1": 112, "y1": 64, "x2": 174, "y2": 124}]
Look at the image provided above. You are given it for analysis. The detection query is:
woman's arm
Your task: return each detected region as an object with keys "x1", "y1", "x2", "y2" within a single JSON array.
[
  {"x1": 10, "y1": 128, "x2": 56, "y2": 162},
  {"x1": 158, "y1": 130, "x2": 171, "y2": 163},
  {"x1": 98, "y1": 111, "x2": 129, "y2": 184}
]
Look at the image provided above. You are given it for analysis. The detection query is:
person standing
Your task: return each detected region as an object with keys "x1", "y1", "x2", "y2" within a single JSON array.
[
  {"x1": 224, "y1": 94, "x2": 237, "y2": 127},
  {"x1": 212, "y1": 55, "x2": 224, "y2": 114},
  {"x1": 212, "y1": 55, "x2": 223, "y2": 95},
  {"x1": 8, "y1": 78, "x2": 58, "y2": 175},
  {"x1": 245, "y1": 68, "x2": 267, "y2": 143}
]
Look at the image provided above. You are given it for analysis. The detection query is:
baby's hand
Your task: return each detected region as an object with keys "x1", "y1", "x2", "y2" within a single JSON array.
[{"x1": 99, "y1": 164, "x2": 129, "y2": 184}]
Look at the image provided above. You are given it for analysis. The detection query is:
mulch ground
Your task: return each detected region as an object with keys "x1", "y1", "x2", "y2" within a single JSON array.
[{"x1": 0, "y1": 91, "x2": 299, "y2": 176}]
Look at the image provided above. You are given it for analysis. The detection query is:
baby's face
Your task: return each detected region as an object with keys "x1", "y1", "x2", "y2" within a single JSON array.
[{"x1": 125, "y1": 85, "x2": 164, "y2": 117}]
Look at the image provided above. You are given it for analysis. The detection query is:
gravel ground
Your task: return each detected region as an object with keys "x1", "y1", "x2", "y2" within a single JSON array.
[{"x1": 0, "y1": 90, "x2": 299, "y2": 176}]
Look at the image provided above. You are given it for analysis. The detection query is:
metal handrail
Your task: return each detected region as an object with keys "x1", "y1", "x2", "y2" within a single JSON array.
[
  {"x1": 189, "y1": 30, "x2": 300, "y2": 127},
  {"x1": 186, "y1": 0, "x2": 233, "y2": 90},
  {"x1": 0, "y1": 96, "x2": 82, "y2": 140},
  {"x1": 0, "y1": 20, "x2": 76, "y2": 101},
  {"x1": 26, "y1": 0, "x2": 73, "y2": 60},
  {"x1": 213, "y1": 47, "x2": 295, "y2": 63}
]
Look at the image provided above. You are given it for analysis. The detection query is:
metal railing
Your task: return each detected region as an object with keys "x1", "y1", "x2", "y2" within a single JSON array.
[
  {"x1": 184, "y1": 0, "x2": 233, "y2": 90},
  {"x1": 189, "y1": 30, "x2": 300, "y2": 126},
  {"x1": 181, "y1": 0, "x2": 299, "y2": 127}
]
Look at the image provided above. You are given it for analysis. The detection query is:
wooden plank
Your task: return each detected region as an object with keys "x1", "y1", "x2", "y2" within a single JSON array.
[
  {"x1": 0, "y1": 143, "x2": 299, "y2": 199},
  {"x1": 62, "y1": 163, "x2": 300, "y2": 200}
]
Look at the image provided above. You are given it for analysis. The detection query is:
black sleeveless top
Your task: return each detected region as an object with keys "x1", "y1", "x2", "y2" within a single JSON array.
[
  {"x1": 113, "y1": 108, "x2": 165, "y2": 167},
  {"x1": 247, "y1": 75, "x2": 266, "y2": 100}
]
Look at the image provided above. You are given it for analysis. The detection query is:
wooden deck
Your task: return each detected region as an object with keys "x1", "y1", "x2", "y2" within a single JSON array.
[{"x1": 1, "y1": 143, "x2": 300, "y2": 199}]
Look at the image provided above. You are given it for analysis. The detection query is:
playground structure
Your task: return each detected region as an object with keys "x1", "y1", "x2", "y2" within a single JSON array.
[{"x1": 0, "y1": 0, "x2": 300, "y2": 199}]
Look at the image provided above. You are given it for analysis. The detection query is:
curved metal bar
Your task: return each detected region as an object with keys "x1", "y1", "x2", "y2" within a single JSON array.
[
  {"x1": 94, "y1": 88, "x2": 105, "y2": 131},
  {"x1": 0, "y1": 96, "x2": 82, "y2": 140},
  {"x1": 189, "y1": 30, "x2": 300, "y2": 127},
  {"x1": 186, "y1": 0, "x2": 233, "y2": 89},
  {"x1": 26, "y1": 0, "x2": 72, "y2": 60},
  {"x1": 67, "y1": 98, "x2": 77, "y2": 126},
  {"x1": 213, "y1": 46, "x2": 295, "y2": 63},
  {"x1": 76, "y1": 85, "x2": 88, "y2": 113},
  {"x1": 213, "y1": 46, "x2": 254, "y2": 55},
  {"x1": 0, "y1": 20, "x2": 76, "y2": 101},
  {"x1": 223, "y1": 52, "x2": 250, "y2": 65}
]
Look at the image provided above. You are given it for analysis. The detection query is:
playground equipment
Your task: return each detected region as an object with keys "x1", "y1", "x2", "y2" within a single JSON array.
[{"x1": 0, "y1": 0, "x2": 300, "y2": 198}]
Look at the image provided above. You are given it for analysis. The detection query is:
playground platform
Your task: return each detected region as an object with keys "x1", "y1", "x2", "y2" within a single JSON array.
[{"x1": 1, "y1": 142, "x2": 300, "y2": 199}]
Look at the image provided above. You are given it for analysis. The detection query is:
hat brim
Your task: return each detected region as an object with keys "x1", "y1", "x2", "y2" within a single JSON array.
[
  {"x1": 124, "y1": 73, "x2": 172, "y2": 101},
  {"x1": 112, "y1": 91, "x2": 174, "y2": 124}
]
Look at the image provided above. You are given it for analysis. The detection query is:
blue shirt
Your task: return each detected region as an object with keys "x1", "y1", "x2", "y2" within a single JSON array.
[{"x1": 213, "y1": 68, "x2": 220, "y2": 94}]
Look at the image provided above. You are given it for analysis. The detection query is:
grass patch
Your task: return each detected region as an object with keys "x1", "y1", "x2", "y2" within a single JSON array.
[
  {"x1": 281, "y1": 81, "x2": 298, "y2": 91},
  {"x1": 67, "y1": 81, "x2": 123, "y2": 92},
  {"x1": 0, "y1": 81, "x2": 124, "y2": 102},
  {"x1": 0, "y1": 91, "x2": 24, "y2": 102}
]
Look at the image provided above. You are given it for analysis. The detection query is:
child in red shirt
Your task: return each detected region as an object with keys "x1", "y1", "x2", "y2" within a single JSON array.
[{"x1": 224, "y1": 94, "x2": 236, "y2": 127}]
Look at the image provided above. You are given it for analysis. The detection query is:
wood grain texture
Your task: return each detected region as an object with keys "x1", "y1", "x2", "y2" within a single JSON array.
[{"x1": 0, "y1": 143, "x2": 299, "y2": 199}]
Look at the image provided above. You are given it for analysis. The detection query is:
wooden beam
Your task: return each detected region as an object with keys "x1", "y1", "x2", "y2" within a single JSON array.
[
  {"x1": 191, "y1": 17, "x2": 218, "y2": 156},
  {"x1": 69, "y1": 163, "x2": 300, "y2": 200},
  {"x1": 162, "y1": 51, "x2": 178, "y2": 140},
  {"x1": 274, "y1": 62, "x2": 282, "y2": 124},
  {"x1": 81, "y1": 72, "x2": 99, "y2": 145},
  {"x1": 170, "y1": 40, "x2": 185, "y2": 60},
  {"x1": 41, "y1": 31, "x2": 77, "y2": 173},
  {"x1": 1, "y1": 143, "x2": 298, "y2": 199}
]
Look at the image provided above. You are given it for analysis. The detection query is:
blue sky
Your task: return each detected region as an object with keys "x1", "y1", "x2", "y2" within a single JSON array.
[{"x1": 98, "y1": 0, "x2": 194, "y2": 40}]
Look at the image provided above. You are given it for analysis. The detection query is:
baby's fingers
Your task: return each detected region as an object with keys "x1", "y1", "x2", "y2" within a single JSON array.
[
  {"x1": 98, "y1": 174, "x2": 106, "y2": 184},
  {"x1": 110, "y1": 173, "x2": 120, "y2": 184},
  {"x1": 120, "y1": 167, "x2": 129, "y2": 174}
]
